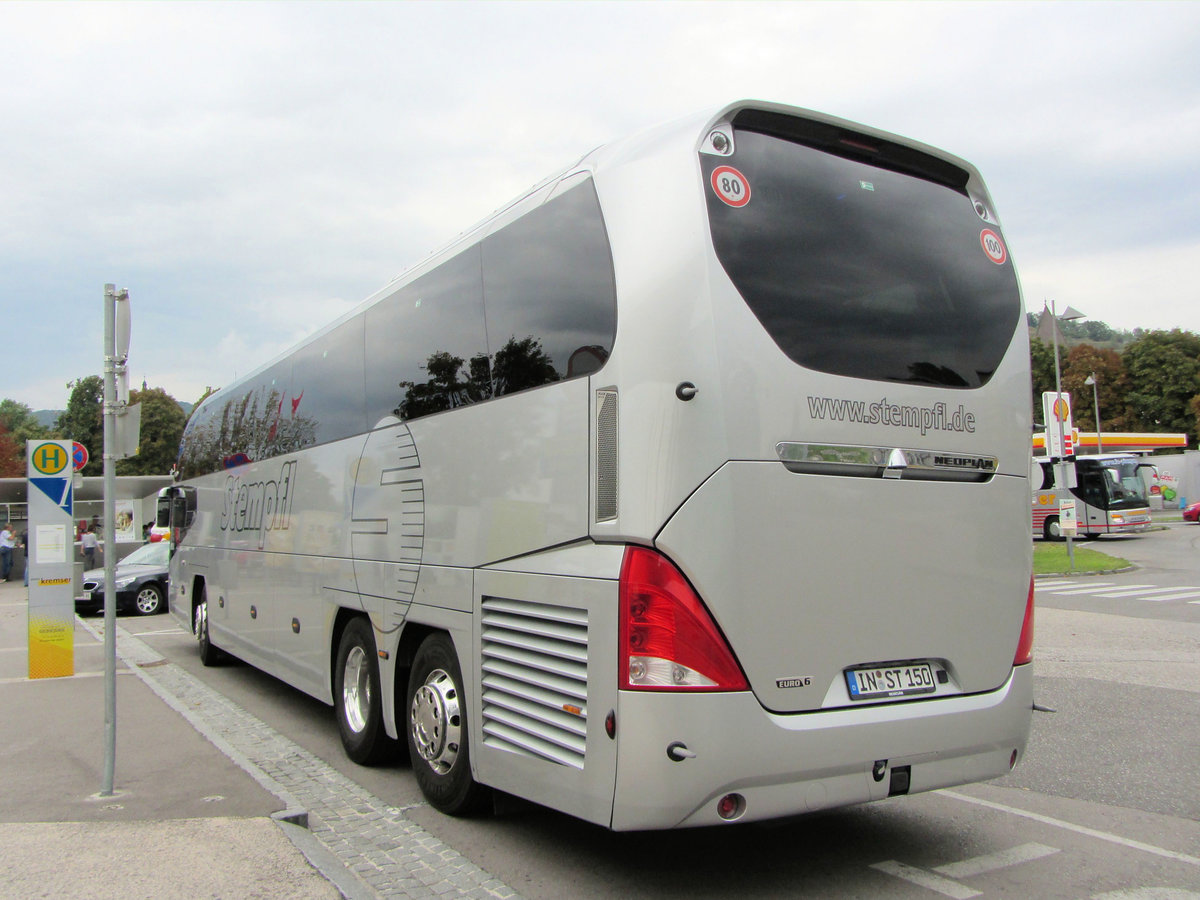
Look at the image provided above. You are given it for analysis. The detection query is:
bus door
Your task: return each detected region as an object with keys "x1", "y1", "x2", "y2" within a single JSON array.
[
  {"x1": 1074, "y1": 466, "x2": 1108, "y2": 533},
  {"x1": 155, "y1": 486, "x2": 196, "y2": 555}
]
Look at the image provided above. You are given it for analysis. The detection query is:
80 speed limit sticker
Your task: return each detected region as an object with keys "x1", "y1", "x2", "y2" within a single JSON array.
[
  {"x1": 980, "y1": 228, "x2": 1007, "y2": 265},
  {"x1": 711, "y1": 165, "x2": 751, "y2": 208}
]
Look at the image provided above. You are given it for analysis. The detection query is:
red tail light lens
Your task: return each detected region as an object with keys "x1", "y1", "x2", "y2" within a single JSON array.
[
  {"x1": 1014, "y1": 576, "x2": 1035, "y2": 665},
  {"x1": 619, "y1": 546, "x2": 748, "y2": 691}
]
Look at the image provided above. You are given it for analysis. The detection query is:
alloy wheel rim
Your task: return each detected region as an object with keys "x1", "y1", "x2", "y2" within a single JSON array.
[{"x1": 343, "y1": 645, "x2": 371, "y2": 734}]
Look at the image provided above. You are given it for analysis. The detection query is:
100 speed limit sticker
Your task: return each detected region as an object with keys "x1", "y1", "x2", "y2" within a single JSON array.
[
  {"x1": 980, "y1": 228, "x2": 1007, "y2": 265},
  {"x1": 711, "y1": 165, "x2": 751, "y2": 208}
]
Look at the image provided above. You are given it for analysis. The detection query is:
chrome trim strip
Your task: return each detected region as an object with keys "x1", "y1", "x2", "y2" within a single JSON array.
[{"x1": 775, "y1": 442, "x2": 997, "y2": 482}]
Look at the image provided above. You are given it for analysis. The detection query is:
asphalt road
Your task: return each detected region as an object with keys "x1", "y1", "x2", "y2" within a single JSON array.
[{"x1": 118, "y1": 525, "x2": 1200, "y2": 899}]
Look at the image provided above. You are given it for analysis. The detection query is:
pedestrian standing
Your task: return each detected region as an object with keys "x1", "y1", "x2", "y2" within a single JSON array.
[
  {"x1": 81, "y1": 525, "x2": 101, "y2": 570},
  {"x1": 0, "y1": 523, "x2": 14, "y2": 582},
  {"x1": 20, "y1": 527, "x2": 29, "y2": 586}
]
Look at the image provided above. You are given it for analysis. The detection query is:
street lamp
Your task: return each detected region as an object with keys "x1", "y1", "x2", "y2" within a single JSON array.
[
  {"x1": 1084, "y1": 373, "x2": 1103, "y2": 454},
  {"x1": 1047, "y1": 300, "x2": 1085, "y2": 569}
]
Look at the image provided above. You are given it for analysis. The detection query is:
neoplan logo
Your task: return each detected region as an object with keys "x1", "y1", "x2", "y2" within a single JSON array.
[{"x1": 934, "y1": 455, "x2": 997, "y2": 471}]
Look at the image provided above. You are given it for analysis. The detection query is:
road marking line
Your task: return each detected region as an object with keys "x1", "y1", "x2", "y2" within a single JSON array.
[
  {"x1": 870, "y1": 860, "x2": 980, "y2": 899},
  {"x1": 1096, "y1": 587, "x2": 1200, "y2": 599},
  {"x1": 934, "y1": 842, "x2": 1060, "y2": 878},
  {"x1": 940, "y1": 790, "x2": 1200, "y2": 868},
  {"x1": 1128, "y1": 591, "x2": 1200, "y2": 602},
  {"x1": 1039, "y1": 581, "x2": 1116, "y2": 590},
  {"x1": 0, "y1": 669, "x2": 135, "y2": 685},
  {"x1": 1039, "y1": 583, "x2": 1120, "y2": 595},
  {"x1": 1070, "y1": 585, "x2": 1156, "y2": 595}
]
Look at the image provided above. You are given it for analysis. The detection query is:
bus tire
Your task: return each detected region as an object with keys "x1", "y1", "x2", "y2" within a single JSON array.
[
  {"x1": 407, "y1": 632, "x2": 489, "y2": 816},
  {"x1": 195, "y1": 589, "x2": 224, "y2": 667},
  {"x1": 334, "y1": 617, "x2": 397, "y2": 765},
  {"x1": 1043, "y1": 516, "x2": 1063, "y2": 541}
]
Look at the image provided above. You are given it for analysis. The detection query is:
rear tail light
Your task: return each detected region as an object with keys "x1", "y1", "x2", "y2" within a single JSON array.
[
  {"x1": 1014, "y1": 576, "x2": 1035, "y2": 665},
  {"x1": 619, "y1": 546, "x2": 748, "y2": 691}
]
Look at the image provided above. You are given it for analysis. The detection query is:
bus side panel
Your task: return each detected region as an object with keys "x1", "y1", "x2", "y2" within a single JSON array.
[
  {"x1": 472, "y1": 566, "x2": 619, "y2": 828},
  {"x1": 406, "y1": 379, "x2": 592, "y2": 569}
]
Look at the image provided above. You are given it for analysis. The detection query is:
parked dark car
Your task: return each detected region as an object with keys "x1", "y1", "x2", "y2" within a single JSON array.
[
  {"x1": 1183, "y1": 501, "x2": 1200, "y2": 523},
  {"x1": 76, "y1": 541, "x2": 170, "y2": 616}
]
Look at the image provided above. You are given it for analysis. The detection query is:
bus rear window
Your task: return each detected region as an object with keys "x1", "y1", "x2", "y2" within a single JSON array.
[{"x1": 702, "y1": 127, "x2": 1021, "y2": 389}]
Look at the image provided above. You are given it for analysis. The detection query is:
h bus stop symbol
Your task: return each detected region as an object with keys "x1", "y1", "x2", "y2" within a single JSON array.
[{"x1": 32, "y1": 442, "x2": 69, "y2": 475}]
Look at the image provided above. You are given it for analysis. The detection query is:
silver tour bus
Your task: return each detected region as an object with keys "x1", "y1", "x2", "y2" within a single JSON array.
[{"x1": 160, "y1": 100, "x2": 1034, "y2": 830}]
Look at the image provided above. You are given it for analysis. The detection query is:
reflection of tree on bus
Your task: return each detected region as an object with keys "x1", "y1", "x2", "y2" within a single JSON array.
[{"x1": 395, "y1": 336, "x2": 560, "y2": 420}]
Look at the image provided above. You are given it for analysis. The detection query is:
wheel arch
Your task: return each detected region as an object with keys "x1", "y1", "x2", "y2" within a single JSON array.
[
  {"x1": 390, "y1": 622, "x2": 437, "y2": 736},
  {"x1": 189, "y1": 574, "x2": 208, "y2": 634},
  {"x1": 329, "y1": 606, "x2": 367, "y2": 699}
]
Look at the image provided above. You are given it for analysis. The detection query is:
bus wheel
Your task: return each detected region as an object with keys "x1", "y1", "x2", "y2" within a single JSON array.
[
  {"x1": 195, "y1": 590, "x2": 223, "y2": 667},
  {"x1": 335, "y1": 617, "x2": 397, "y2": 765},
  {"x1": 1043, "y1": 516, "x2": 1063, "y2": 541},
  {"x1": 407, "y1": 633, "x2": 490, "y2": 816}
]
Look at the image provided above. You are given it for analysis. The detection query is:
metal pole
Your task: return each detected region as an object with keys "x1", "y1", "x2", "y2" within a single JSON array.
[
  {"x1": 1049, "y1": 299, "x2": 1075, "y2": 570},
  {"x1": 101, "y1": 285, "x2": 118, "y2": 796},
  {"x1": 1092, "y1": 375, "x2": 1103, "y2": 454}
]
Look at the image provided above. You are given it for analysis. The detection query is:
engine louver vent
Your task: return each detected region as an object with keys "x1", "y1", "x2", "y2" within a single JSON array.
[
  {"x1": 596, "y1": 389, "x2": 618, "y2": 521},
  {"x1": 481, "y1": 596, "x2": 588, "y2": 769}
]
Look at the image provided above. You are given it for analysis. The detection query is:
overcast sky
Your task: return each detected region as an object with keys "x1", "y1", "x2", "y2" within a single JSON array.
[{"x1": 2, "y1": 1, "x2": 1197, "y2": 411}]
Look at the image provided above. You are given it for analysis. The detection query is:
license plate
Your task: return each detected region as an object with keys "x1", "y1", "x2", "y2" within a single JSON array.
[{"x1": 846, "y1": 662, "x2": 936, "y2": 701}]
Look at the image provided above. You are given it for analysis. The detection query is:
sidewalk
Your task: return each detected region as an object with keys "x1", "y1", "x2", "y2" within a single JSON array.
[
  {"x1": 0, "y1": 576, "x2": 521, "y2": 900},
  {"x1": 0, "y1": 576, "x2": 344, "y2": 900}
]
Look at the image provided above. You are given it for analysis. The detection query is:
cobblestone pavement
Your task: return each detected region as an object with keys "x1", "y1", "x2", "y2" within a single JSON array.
[{"x1": 82, "y1": 617, "x2": 523, "y2": 900}]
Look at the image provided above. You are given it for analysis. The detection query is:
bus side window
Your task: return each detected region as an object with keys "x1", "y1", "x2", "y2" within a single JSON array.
[
  {"x1": 481, "y1": 179, "x2": 617, "y2": 394},
  {"x1": 364, "y1": 245, "x2": 488, "y2": 424}
]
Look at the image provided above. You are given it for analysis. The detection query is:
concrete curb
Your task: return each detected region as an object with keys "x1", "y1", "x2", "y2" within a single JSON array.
[
  {"x1": 79, "y1": 614, "x2": 521, "y2": 899},
  {"x1": 1035, "y1": 565, "x2": 1139, "y2": 579}
]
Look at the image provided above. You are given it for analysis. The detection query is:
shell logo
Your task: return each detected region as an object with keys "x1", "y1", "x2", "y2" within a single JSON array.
[{"x1": 1051, "y1": 398, "x2": 1070, "y2": 422}]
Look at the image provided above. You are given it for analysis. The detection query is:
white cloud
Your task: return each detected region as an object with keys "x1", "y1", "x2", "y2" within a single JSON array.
[
  {"x1": 1020, "y1": 238, "x2": 1200, "y2": 334},
  {"x1": 2, "y1": 1, "x2": 1199, "y2": 410}
]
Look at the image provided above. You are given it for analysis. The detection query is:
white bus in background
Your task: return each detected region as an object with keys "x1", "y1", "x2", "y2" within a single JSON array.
[
  {"x1": 1033, "y1": 454, "x2": 1156, "y2": 540},
  {"x1": 159, "y1": 100, "x2": 1034, "y2": 830}
]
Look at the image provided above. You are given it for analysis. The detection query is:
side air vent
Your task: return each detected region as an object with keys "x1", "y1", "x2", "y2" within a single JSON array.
[
  {"x1": 596, "y1": 389, "x2": 618, "y2": 521},
  {"x1": 481, "y1": 596, "x2": 588, "y2": 769}
]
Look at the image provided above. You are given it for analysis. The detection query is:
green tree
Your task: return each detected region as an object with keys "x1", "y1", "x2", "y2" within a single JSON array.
[
  {"x1": 0, "y1": 399, "x2": 50, "y2": 466},
  {"x1": 116, "y1": 387, "x2": 188, "y2": 475},
  {"x1": 1122, "y1": 330, "x2": 1200, "y2": 443},
  {"x1": 55, "y1": 376, "x2": 104, "y2": 475},
  {"x1": 1029, "y1": 337, "x2": 1056, "y2": 425},
  {"x1": 0, "y1": 425, "x2": 23, "y2": 477},
  {"x1": 1061, "y1": 344, "x2": 1131, "y2": 432},
  {"x1": 0, "y1": 399, "x2": 50, "y2": 444}
]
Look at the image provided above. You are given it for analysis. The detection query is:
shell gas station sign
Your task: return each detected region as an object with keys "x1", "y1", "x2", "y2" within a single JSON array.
[{"x1": 1042, "y1": 392, "x2": 1074, "y2": 458}]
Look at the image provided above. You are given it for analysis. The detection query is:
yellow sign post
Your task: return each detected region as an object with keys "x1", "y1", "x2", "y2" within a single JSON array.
[{"x1": 26, "y1": 439, "x2": 75, "y2": 678}]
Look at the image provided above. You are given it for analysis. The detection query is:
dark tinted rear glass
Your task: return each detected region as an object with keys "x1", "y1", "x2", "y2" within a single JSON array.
[{"x1": 702, "y1": 125, "x2": 1021, "y2": 388}]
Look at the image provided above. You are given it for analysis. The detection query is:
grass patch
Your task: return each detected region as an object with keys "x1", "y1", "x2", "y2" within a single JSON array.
[{"x1": 1033, "y1": 541, "x2": 1131, "y2": 575}]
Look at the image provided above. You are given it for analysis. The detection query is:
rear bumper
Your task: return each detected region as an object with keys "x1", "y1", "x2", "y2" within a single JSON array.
[{"x1": 611, "y1": 663, "x2": 1032, "y2": 830}]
